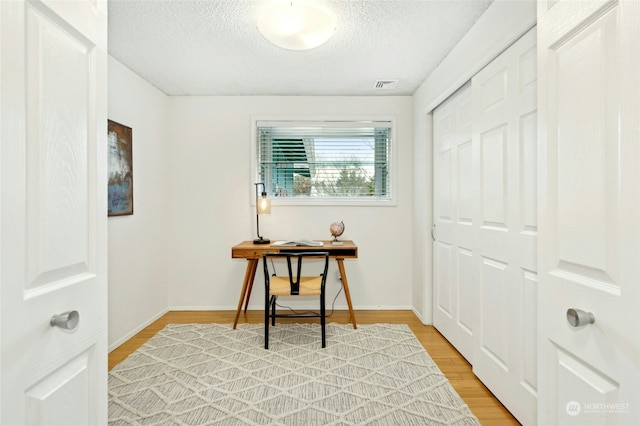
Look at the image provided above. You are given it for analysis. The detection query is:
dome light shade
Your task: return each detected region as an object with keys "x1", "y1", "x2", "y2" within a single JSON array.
[{"x1": 257, "y1": 1, "x2": 336, "y2": 50}]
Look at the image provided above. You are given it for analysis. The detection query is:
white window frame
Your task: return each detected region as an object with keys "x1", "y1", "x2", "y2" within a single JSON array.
[{"x1": 251, "y1": 116, "x2": 398, "y2": 207}]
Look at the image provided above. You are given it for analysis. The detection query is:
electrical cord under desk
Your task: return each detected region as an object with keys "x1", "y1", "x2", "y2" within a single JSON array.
[
  {"x1": 274, "y1": 285, "x2": 343, "y2": 317},
  {"x1": 267, "y1": 257, "x2": 343, "y2": 317}
]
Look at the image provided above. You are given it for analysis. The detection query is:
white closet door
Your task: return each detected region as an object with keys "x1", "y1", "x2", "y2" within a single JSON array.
[
  {"x1": 538, "y1": 0, "x2": 640, "y2": 424},
  {"x1": 433, "y1": 83, "x2": 475, "y2": 362},
  {"x1": 470, "y1": 28, "x2": 538, "y2": 426},
  {"x1": 0, "y1": 0, "x2": 108, "y2": 424}
]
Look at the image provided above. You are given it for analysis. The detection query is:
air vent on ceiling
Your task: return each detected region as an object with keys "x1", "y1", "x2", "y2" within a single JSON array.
[{"x1": 374, "y1": 79, "x2": 399, "y2": 90}]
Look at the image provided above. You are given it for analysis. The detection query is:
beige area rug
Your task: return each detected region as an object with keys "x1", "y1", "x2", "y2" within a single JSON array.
[{"x1": 109, "y1": 323, "x2": 480, "y2": 425}]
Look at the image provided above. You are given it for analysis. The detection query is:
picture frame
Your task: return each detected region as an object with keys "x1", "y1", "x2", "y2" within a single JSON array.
[{"x1": 108, "y1": 119, "x2": 134, "y2": 216}]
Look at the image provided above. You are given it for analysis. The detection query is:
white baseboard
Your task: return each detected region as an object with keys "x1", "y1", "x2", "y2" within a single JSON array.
[
  {"x1": 169, "y1": 305, "x2": 414, "y2": 311},
  {"x1": 169, "y1": 306, "x2": 231, "y2": 311},
  {"x1": 411, "y1": 306, "x2": 431, "y2": 325},
  {"x1": 108, "y1": 307, "x2": 169, "y2": 352}
]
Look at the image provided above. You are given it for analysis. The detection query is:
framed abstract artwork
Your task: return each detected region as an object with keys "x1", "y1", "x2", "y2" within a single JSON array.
[{"x1": 108, "y1": 120, "x2": 133, "y2": 216}]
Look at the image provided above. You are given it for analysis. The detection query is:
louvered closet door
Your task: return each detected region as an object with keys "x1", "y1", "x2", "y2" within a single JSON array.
[
  {"x1": 432, "y1": 82, "x2": 475, "y2": 362},
  {"x1": 470, "y1": 28, "x2": 538, "y2": 426}
]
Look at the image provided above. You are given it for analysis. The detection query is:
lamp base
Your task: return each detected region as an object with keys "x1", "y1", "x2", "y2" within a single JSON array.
[{"x1": 253, "y1": 237, "x2": 270, "y2": 245}]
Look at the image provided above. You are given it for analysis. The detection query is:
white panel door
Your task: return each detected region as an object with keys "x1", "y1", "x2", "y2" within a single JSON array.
[
  {"x1": 538, "y1": 0, "x2": 640, "y2": 424},
  {"x1": 471, "y1": 28, "x2": 538, "y2": 426},
  {"x1": 0, "y1": 0, "x2": 108, "y2": 424},
  {"x1": 433, "y1": 83, "x2": 475, "y2": 362}
]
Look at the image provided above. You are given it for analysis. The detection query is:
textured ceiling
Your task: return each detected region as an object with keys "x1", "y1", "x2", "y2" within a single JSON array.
[{"x1": 108, "y1": 0, "x2": 493, "y2": 96}]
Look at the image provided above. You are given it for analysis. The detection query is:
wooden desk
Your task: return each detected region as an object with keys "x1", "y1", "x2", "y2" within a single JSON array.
[{"x1": 231, "y1": 240, "x2": 358, "y2": 329}]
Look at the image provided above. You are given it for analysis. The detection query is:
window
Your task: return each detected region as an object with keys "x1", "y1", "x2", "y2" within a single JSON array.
[{"x1": 255, "y1": 120, "x2": 393, "y2": 204}]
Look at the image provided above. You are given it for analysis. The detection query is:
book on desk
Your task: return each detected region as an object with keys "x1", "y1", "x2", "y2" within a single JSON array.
[{"x1": 271, "y1": 239, "x2": 324, "y2": 247}]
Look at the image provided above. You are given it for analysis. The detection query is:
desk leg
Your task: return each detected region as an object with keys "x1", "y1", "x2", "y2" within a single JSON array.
[
  {"x1": 336, "y1": 258, "x2": 357, "y2": 329},
  {"x1": 243, "y1": 259, "x2": 259, "y2": 312},
  {"x1": 233, "y1": 259, "x2": 258, "y2": 329}
]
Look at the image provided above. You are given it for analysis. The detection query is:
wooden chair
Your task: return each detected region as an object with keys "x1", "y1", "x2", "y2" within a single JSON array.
[{"x1": 262, "y1": 252, "x2": 329, "y2": 349}]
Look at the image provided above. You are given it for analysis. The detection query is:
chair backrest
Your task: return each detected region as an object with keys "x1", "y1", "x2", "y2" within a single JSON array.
[{"x1": 263, "y1": 252, "x2": 329, "y2": 295}]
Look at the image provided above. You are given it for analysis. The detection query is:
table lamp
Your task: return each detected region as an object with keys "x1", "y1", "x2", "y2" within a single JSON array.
[{"x1": 254, "y1": 182, "x2": 271, "y2": 244}]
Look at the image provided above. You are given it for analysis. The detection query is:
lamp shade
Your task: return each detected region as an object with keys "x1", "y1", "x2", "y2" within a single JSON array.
[
  {"x1": 257, "y1": 196, "x2": 271, "y2": 214},
  {"x1": 257, "y1": 1, "x2": 336, "y2": 50}
]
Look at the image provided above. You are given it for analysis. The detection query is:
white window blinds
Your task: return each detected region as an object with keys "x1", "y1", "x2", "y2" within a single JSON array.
[{"x1": 256, "y1": 121, "x2": 392, "y2": 199}]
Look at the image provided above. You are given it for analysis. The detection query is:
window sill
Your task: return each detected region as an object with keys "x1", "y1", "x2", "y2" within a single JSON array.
[{"x1": 259, "y1": 197, "x2": 397, "y2": 207}]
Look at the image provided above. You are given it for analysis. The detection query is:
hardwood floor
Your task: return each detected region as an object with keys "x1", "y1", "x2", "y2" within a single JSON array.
[{"x1": 109, "y1": 310, "x2": 520, "y2": 425}]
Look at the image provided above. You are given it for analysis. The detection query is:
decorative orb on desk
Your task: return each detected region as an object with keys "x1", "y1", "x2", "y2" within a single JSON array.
[{"x1": 330, "y1": 221, "x2": 345, "y2": 245}]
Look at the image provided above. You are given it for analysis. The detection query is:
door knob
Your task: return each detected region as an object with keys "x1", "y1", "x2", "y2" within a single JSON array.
[
  {"x1": 566, "y1": 308, "x2": 594, "y2": 328},
  {"x1": 50, "y1": 310, "x2": 79, "y2": 330}
]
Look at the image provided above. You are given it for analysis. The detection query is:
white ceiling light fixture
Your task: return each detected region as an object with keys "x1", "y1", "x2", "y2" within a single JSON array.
[{"x1": 257, "y1": 1, "x2": 337, "y2": 51}]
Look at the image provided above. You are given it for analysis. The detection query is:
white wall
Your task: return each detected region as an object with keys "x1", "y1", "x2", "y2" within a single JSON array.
[
  {"x1": 107, "y1": 57, "x2": 170, "y2": 349},
  {"x1": 106, "y1": 0, "x2": 536, "y2": 348},
  {"x1": 165, "y1": 96, "x2": 414, "y2": 312},
  {"x1": 411, "y1": 0, "x2": 536, "y2": 323}
]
